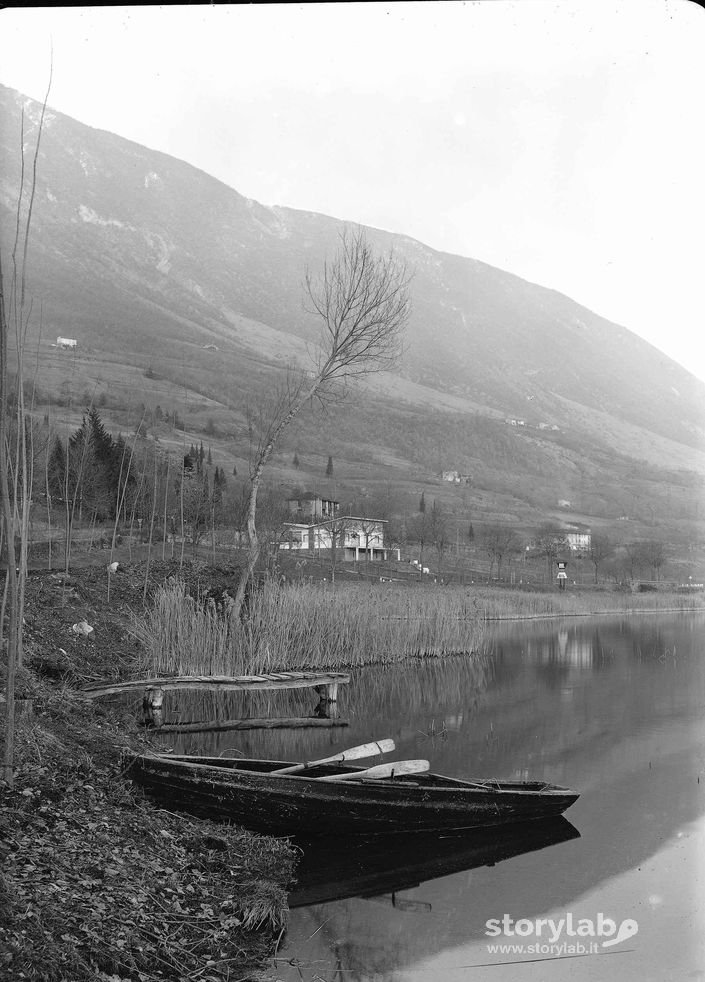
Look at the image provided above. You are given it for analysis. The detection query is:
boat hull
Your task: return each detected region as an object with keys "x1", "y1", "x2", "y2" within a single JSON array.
[{"x1": 124, "y1": 753, "x2": 579, "y2": 836}]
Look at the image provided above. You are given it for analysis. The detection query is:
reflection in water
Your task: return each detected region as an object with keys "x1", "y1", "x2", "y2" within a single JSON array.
[
  {"x1": 278, "y1": 820, "x2": 580, "y2": 981},
  {"x1": 528, "y1": 627, "x2": 596, "y2": 668},
  {"x1": 288, "y1": 819, "x2": 580, "y2": 909},
  {"x1": 269, "y1": 613, "x2": 704, "y2": 982},
  {"x1": 155, "y1": 652, "x2": 491, "y2": 761},
  {"x1": 144, "y1": 613, "x2": 704, "y2": 981}
]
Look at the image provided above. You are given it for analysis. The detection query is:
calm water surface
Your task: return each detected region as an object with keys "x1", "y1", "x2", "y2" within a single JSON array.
[{"x1": 161, "y1": 613, "x2": 705, "y2": 982}]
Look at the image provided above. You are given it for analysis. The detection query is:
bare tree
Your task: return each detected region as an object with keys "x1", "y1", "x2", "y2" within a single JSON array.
[
  {"x1": 407, "y1": 509, "x2": 430, "y2": 575},
  {"x1": 231, "y1": 228, "x2": 411, "y2": 618},
  {"x1": 326, "y1": 515, "x2": 350, "y2": 582},
  {"x1": 386, "y1": 514, "x2": 406, "y2": 557},
  {"x1": 533, "y1": 523, "x2": 568, "y2": 582},
  {"x1": 0, "y1": 248, "x2": 20, "y2": 789},
  {"x1": 640, "y1": 539, "x2": 668, "y2": 581},
  {"x1": 620, "y1": 540, "x2": 645, "y2": 585},
  {"x1": 588, "y1": 531, "x2": 613, "y2": 583},
  {"x1": 482, "y1": 524, "x2": 520, "y2": 581},
  {"x1": 429, "y1": 500, "x2": 449, "y2": 577},
  {"x1": 254, "y1": 485, "x2": 290, "y2": 575},
  {"x1": 1, "y1": 74, "x2": 51, "y2": 786}
]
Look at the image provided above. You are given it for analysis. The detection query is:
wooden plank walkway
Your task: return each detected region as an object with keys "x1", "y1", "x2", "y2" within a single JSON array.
[{"x1": 82, "y1": 671, "x2": 351, "y2": 700}]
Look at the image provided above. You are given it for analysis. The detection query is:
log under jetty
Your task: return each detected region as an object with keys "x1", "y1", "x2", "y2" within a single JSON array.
[
  {"x1": 82, "y1": 671, "x2": 351, "y2": 730},
  {"x1": 150, "y1": 717, "x2": 349, "y2": 734}
]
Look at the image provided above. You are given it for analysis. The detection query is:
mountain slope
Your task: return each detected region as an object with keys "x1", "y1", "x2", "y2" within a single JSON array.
[{"x1": 1, "y1": 83, "x2": 704, "y2": 529}]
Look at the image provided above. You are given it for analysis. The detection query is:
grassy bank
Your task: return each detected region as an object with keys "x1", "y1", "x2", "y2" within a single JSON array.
[{"x1": 0, "y1": 563, "x2": 295, "y2": 982}]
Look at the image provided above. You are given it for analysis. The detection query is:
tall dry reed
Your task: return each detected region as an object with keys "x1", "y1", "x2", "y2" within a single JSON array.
[
  {"x1": 470, "y1": 587, "x2": 705, "y2": 620},
  {"x1": 134, "y1": 579, "x2": 703, "y2": 678},
  {"x1": 134, "y1": 579, "x2": 487, "y2": 677},
  {"x1": 135, "y1": 579, "x2": 236, "y2": 676}
]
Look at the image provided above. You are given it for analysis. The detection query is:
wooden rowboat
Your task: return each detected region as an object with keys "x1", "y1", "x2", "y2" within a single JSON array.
[{"x1": 123, "y1": 751, "x2": 579, "y2": 835}]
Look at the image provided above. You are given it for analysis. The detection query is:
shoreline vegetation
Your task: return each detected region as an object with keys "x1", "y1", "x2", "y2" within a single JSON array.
[
  {"x1": 470, "y1": 586, "x2": 704, "y2": 621},
  {"x1": 133, "y1": 577, "x2": 704, "y2": 678},
  {"x1": 1, "y1": 560, "x2": 704, "y2": 981},
  {"x1": 134, "y1": 579, "x2": 488, "y2": 677}
]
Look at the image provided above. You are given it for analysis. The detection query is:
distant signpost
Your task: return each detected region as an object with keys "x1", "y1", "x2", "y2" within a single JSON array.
[{"x1": 556, "y1": 560, "x2": 567, "y2": 591}]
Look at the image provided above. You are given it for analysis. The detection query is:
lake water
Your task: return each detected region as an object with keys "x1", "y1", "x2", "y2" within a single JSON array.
[{"x1": 158, "y1": 612, "x2": 705, "y2": 982}]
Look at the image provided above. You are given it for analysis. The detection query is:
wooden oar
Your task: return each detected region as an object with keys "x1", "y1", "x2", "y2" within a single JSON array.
[
  {"x1": 316, "y1": 760, "x2": 430, "y2": 782},
  {"x1": 271, "y1": 738, "x2": 395, "y2": 775}
]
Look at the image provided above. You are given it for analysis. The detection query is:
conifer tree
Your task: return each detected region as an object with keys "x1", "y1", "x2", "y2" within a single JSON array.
[
  {"x1": 47, "y1": 436, "x2": 66, "y2": 500},
  {"x1": 212, "y1": 467, "x2": 224, "y2": 514},
  {"x1": 68, "y1": 408, "x2": 131, "y2": 520}
]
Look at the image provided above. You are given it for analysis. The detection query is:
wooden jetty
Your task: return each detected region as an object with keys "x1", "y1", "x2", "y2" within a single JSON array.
[
  {"x1": 82, "y1": 671, "x2": 351, "y2": 732},
  {"x1": 82, "y1": 671, "x2": 349, "y2": 699}
]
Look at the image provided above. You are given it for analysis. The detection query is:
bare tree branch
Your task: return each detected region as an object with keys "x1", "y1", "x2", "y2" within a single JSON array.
[
  {"x1": 304, "y1": 227, "x2": 410, "y2": 387},
  {"x1": 231, "y1": 228, "x2": 412, "y2": 620},
  {"x1": 1, "y1": 67, "x2": 52, "y2": 786}
]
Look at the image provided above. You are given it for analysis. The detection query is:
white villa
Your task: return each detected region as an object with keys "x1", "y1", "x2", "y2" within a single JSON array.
[
  {"x1": 527, "y1": 523, "x2": 591, "y2": 555},
  {"x1": 565, "y1": 527, "x2": 591, "y2": 552},
  {"x1": 281, "y1": 495, "x2": 398, "y2": 561}
]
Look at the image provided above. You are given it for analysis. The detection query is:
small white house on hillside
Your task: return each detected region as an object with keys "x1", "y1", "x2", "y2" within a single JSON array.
[{"x1": 441, "y1": 470, "x2": 471, "y2": 484}]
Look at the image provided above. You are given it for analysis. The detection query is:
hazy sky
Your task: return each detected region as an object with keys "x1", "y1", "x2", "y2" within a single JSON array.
[{"x1": 1, "y1": 2, "x2": 704, "y2": 381}]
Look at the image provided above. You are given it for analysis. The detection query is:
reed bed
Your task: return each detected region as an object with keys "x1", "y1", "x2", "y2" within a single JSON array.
[
  {"x1": 134, "y1": 579, "x2": 703, "y2": 678},
  {"x1": 134, "y1": 579, "x2": 487, "y2": 676},
  {"x1": 135, "y1": 579, "x2": 235, "y2": 676},
  {"x1": 471, "y1": 587, "x2": 705, "y2": 620}
]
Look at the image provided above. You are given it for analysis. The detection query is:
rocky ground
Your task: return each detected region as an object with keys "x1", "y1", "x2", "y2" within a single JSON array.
[{"x1": 0, "y1": 561, "x2": 295, "y2": 982}]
